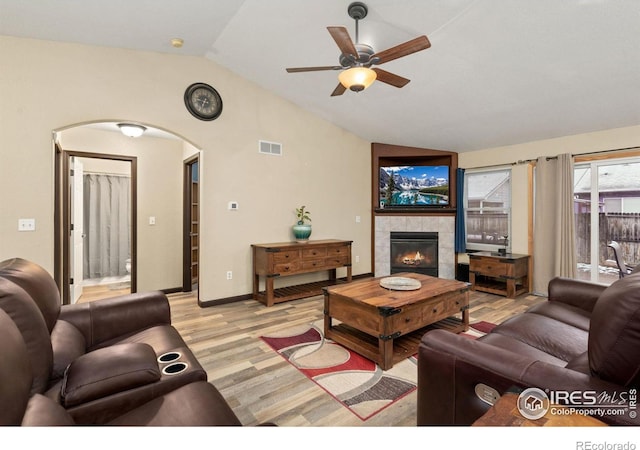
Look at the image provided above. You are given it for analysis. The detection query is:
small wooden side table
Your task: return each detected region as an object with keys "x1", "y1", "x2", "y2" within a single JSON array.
[
  {"x1": 473, "y1": 392, "x2": 607, "y2": 427},
  {"x1": 469, "y1": 252, "x2": 530, "y2": 298}
]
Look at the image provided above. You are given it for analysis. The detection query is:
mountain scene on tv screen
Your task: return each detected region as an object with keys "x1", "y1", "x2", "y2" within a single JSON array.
[{"x1": 380, "y1": 166, "x2": 449, "y2": 206}]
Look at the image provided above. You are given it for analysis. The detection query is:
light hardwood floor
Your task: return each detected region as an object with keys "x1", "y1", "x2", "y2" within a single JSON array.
[
  {"x1": 76, "y1": 284, "x2": 131, "y2": 303},
  {"x1": 166, "y1": 288, "x2": 546, "y2": 427}
]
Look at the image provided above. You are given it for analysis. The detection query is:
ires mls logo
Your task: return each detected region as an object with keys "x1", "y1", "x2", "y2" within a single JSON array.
[
  {"x1": 516, "y1": 387, "x2": 637, "y2": 420},
  {"x1": 517, "y1": 388, "x2": 550, "y2": 420}
]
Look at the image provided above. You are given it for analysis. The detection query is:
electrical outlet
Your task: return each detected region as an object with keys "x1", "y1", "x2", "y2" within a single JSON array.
[
  {"x1": 226, "y1": 271, "x2": 233, "y2": 280},
  {"x1": 355, "y1": 255, "x2": 360, "y2": 263}
]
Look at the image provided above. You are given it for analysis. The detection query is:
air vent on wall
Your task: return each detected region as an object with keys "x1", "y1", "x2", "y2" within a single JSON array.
[{"x1": 259, "y1": 140, "x2": 282, "y2": 156}]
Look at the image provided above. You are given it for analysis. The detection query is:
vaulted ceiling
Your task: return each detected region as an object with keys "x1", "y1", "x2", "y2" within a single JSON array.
[{"x1": 1, "y1": 0, "x2": 639, "y2": 152}]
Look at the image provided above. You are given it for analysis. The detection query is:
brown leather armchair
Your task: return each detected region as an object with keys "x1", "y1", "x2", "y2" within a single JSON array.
[
  {"x1": 0, "y1": 307, "x2": 242, "y2": 426},
  {"x1": 418, "y1": 274, "x2": 640, "y2": 426},
  {"x1": 0, "y1": 258, "x2": 215, "y2": 424}
]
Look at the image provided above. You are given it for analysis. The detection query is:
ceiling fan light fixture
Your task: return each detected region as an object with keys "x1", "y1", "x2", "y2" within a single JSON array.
[
  {"x1": 338, "y1": 67, "x2": 377, "y2": 92},
  {"x1": 117, "y1": 123, "x2": 147, "y2": 138}
]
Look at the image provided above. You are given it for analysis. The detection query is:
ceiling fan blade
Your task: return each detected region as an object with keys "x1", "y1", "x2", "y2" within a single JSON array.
[
  {"x1": 286, "y1": 66, "x2": 343, "y2": 73},
  {"x1": 372, "y1": 68, "x2": 410, "y2": 88},
  {"x1": 327, "y1": 26, "x2": 358, "y2": 58},
  {"x1": 373, "y1": 35, "x2": 431, "y2": 65},
  {"x1": 331, "y1": 83, "x2": 347, "y2": 97}
]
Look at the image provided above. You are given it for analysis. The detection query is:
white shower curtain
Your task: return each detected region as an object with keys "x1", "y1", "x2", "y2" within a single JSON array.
[{"x1": 83, "y1": 174, "x2": 131, "y2": 279}]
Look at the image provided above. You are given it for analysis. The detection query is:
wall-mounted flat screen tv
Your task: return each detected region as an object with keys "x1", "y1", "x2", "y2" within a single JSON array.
[{"x1": 379, "y1": 165, "x2": 450, "y2": 207}]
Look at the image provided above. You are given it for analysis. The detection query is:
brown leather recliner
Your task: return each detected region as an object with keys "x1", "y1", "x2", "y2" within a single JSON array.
[
  {"x1": 0, "y1": 258, "x2": 217, "y2": 424},
  {"x1": 418, "y1": 274, "x2": 640, "y2": 426},
  {"x1": 0, "y1": 307, "x2": 242, "y2": 426}
]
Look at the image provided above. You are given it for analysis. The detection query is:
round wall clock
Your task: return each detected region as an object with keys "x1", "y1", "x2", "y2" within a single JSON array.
[{"x1": 184, "y1": 82, "x2": 223, "y2": 121}]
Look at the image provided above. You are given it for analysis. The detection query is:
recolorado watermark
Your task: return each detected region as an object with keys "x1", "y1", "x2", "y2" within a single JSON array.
[
  {"x1": 516, "y1": 387, "x2": 637, "y2": 421},
  {"x1": 576, "y1": 443, "x2": 636, "y2": 450}
]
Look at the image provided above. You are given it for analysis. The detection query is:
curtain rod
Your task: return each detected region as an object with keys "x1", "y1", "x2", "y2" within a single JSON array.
[
  {"x1": 84, "y1": 171, "x2": 131, "y2": 177},
  {"x1": 465, "y1": 145, "x2": 640, "y2": 170}
]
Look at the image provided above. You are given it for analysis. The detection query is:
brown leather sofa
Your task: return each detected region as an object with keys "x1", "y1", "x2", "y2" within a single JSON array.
[
  {"x1": 418, "y1": 273, "x2": 640, "y2": 426},
  {"x1": 0, "y1": 257, "x2": 243, "y2": 426}
]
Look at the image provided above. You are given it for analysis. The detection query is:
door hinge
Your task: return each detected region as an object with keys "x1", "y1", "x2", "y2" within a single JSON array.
[{"x1": 70, "y1": 278, "x2": 74, "y2": 285}]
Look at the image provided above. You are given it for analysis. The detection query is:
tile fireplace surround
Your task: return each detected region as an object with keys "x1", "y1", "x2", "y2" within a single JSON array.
[{"x1": 374, "y1": 215, "x2": 455, "y2": 279}]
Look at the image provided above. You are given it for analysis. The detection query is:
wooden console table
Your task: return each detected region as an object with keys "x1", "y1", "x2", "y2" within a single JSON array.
[
  {"x1": 252, "y1": 239, "x2": 352, "y2": 307},
  {"x1": 469, "y1": 252, "x2": 530, "y2": 298}
]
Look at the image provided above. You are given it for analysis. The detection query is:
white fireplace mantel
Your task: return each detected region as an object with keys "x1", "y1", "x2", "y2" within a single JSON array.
[{"x1": 374, "y1": 215, "x2": 455, "y2": 279}]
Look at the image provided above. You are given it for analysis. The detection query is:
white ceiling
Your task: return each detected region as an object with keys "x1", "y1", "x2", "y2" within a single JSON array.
[{"x1": 2, "y1": 0, "x2": 639, "y2": 152}]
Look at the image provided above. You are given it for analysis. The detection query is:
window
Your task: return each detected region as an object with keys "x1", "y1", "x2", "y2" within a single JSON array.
[
  {"x1": 464, "y1": 168, "x2": 512, "y2": 252},
  {"x1": 574, "y1": 157, "x2": 640, "y2": 284}
]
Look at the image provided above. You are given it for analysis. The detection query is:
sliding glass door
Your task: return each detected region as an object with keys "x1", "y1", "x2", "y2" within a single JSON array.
[{"x1": 574, "y1": 157, "x2": 640, "y2": 284}]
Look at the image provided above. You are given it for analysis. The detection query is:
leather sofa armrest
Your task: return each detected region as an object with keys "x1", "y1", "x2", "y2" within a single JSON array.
[
  {"x1": 418, "y1": 330, "x2": 639, "y2": 426},
  {"x1": 59, "y1": 291, "x2": 171, "y2": 348},
  {"x1": 418, "y1": 329, "x2": 535, "y2": 425},
  {"x1": 61, "y1": 343, "x2": 161, "y2": 407},
  {"x1": 22, "y1": 394, "x2": 75, "y2": 426},
  {"x1": 547, "y1": 277, "x2": 607, "y2": 313}
]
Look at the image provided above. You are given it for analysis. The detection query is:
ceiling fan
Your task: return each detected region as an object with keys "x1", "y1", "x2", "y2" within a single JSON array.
[{"x1": 286, "y1": 2, "x2": 431, "y2": 96}]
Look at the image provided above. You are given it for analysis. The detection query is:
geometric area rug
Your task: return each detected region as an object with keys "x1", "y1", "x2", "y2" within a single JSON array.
[{"x1": 260, "y1": 319, "x2": 495, "y2": 421}]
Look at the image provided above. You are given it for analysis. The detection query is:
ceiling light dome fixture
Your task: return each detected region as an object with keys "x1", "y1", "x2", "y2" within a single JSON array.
[
  {"x1": 117, "y1": 123, "x2": 147, "y2": 138},
  {"x1": 338, "y1": 66, "x2": 377, "y2": 92}
]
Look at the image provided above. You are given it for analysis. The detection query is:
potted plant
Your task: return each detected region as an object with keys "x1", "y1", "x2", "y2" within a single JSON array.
[{"x1": 292, "y1": 205, "x2": 312, "y2": 242}]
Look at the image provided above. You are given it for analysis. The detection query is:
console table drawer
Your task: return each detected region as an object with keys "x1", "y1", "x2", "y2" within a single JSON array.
[
  {"x1": 302, "y1": 248, "x2": 327, "y2": 258},
  {"x1": 328, "y1": 246, "x2": 349, "y2": 257},
  {"x1": 273, "y1": 250, "x2": 300, "y2": 263},
  {"x1": 302, "y1": 259, "x2": 326, "y2": 270},
  {"x1": 274, "y1": 261, "x2": 302, "y2": 274}
]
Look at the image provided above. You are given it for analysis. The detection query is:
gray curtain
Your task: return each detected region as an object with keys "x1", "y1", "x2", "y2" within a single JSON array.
[
  {"x1": 533, "y1": 153, "x2": 577, "y2": 295},
  {"x1": 83, "y1": 174, "x2": 131, "y2": 279}
]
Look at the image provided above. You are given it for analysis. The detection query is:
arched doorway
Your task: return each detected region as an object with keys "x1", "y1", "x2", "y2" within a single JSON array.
[{"x1": 54, "y1": 121, "x2": 202, "y2": 304}]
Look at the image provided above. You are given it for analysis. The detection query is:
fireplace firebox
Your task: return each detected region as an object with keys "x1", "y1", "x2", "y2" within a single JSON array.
[{"x1": 390, "y1": 231, "x2": 438, "y2": 277}]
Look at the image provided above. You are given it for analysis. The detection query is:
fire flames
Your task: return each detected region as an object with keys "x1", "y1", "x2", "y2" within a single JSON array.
[{"x1": 401, "y1": 251, "x2": 426, "y2": 266}]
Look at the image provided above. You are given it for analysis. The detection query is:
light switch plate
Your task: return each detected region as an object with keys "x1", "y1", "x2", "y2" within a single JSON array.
[{"x1": 18, "y1": 219, "x2": 36, "y2": 231}]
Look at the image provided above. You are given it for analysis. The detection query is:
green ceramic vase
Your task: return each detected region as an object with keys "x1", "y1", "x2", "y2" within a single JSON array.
[{"x1": 292, "y1": 224, "x2": 312, "y2": 243}]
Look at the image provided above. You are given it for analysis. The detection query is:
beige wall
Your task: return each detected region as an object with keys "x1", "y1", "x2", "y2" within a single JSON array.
[
  {"x1": 60, "y1": 127, "x2": 184, "y2": 292},
  {"x1": 0, "y1": 36, "x2": 372, "y2": 302},
  {"x1": 2, "y1": 35, "x2": 637, "y2": 300},
  {"x1": 458, "y1": 125, "x2": 640, "y2": 262}
]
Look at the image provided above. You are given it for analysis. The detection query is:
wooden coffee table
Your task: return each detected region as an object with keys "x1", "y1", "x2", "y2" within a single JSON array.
[{"x1": 323, "y1": 273, "x2": 470, "y2": 370}]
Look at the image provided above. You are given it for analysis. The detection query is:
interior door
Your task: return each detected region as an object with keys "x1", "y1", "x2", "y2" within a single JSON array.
[
  {"x1": 183, "y1": 156, "x2": 199, "y2": 292},
  {"x1": 59, "y1": 150, "x2": 137, "y2": 304},
  {"x1": 190, "y1": 161, "x2": 199, "y2": 288},
  {"x1": 70, "y1": 157, "x2": 84, "y2": 303}
]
